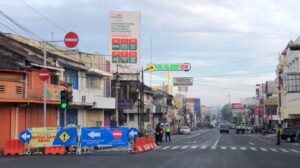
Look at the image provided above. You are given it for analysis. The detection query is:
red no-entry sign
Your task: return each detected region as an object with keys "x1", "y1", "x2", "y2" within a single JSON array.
[
  {"x1": 112, "y1": 129, "x2": 122, "y2": 140},
  {"x1": 39, "y1": 68, "x2": 50, "y2": 81},
  {"x1": 64, "y1": 32, "x2": 79, "y2": 48}
]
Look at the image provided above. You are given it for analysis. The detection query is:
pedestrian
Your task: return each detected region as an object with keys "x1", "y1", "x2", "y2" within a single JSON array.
[
  {"x1": 155, "y1": 123, "x2": 162, "y2": 145},
  {"x1": 165, "y1": 124, "x2": 171, "y2": 142}
]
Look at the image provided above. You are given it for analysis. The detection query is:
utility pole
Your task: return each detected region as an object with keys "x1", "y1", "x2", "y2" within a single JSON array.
[
  {"x1": 140, "y1": 68, "x2": 145, "y2": 135},
  {"x1": 137, "y1": 74, "x2": 140, "y2": 132},
  {"x1": 115, "y1": 64, "x2": 120, "y2": 127},
  {"x1": 43, "y1": 41, "x2": 47, "y2": 127}
]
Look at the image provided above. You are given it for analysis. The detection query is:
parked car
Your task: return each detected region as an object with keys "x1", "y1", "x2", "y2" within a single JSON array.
[
  {"x1": 220, "y1": 125, "x2": 230, "y2": 134},
  {"x1": 179, "y1": 126, "x2": 191, "y2": 134},
  {"x1": 281, "y1": 127, "x2": 300, "y2": 142}
]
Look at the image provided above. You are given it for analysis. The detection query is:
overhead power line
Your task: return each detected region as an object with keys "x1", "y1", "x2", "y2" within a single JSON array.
[
  {"x1": 0, "y1": 21, "x2": 20, "y2": 35},
  {"x1": 191, "y1": 53, "x2": 277, "y2": 70},
  {"x1": 0, "y1": 10, "x2": 43, "y2": 40},
  {"x1": 18, "y1": 0, "x2": 99, "y2": 52}
]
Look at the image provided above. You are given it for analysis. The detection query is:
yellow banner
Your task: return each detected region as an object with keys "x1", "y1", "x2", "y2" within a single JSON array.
[
  {"x1": 28, "y1": 127, "x2": 58, "y2": 148},
  {"x1": 265, "y1": 98, "x2": 277, "y2": 105}
]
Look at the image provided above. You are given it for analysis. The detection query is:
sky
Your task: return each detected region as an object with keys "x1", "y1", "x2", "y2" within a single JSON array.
[{"x1": 1, "y1": 0, "x2": 300, "y2": 105}]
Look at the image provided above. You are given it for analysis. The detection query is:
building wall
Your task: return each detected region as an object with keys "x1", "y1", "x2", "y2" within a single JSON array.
[{"x1": 0, "y1": 104, "x2": 57, "y2": 148}]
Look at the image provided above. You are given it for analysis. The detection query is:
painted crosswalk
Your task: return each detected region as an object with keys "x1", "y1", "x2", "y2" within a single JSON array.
[
  {"x1": 155, "y1": 145, "x2": 300, "y2": 154},
  {"x1": 96, "y1": 145, "x2": 300, "y2": 154}
]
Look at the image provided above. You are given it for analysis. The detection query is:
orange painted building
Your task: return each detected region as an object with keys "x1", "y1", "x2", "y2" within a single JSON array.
[{"x1": 0, "y1": 35, "x2": 63, "y2": 148}]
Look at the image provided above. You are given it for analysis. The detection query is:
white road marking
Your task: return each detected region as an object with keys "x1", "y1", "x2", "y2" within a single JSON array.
[
  {"x1": 240, "y1": 147, "x2": 247, "y2": 150},
  {"x1": 290, "y1": 149, "x2": 299, "y2": 153},
  {"x1": 190, "y1": 145, "x2": 198, "y2": 149},
  {"x1": 231, "y1": 146, "x2": 237, "y2": 150},
  {"x1": 221, "y1": 146, "x2": 227, "y2": 150},
  {"x1": 181, "y1": 145, "x2": 189, "y2": 149},
  {"x1": 279, "y1": 148, "x2": 289, "y2": 153},
  {"x1": 249, "y1": 142, "x2": 255, "y2": 146},
  {"x1": 162, "y1": 146, "x2": 170, "y2": 149},
  {"x1": 211, "y1": 146, "x2": 217, "y2": 150},
  {"x1": 269, "y1": 148, "x2": 278, "y2": 152},
  {"x1": 171, "y1": 146, "x2": 180, "y2": 149},
  {"x1": 260, "y1": 147, "x2": 268, "y2": 152},
  {"x1": 250, "y1": 147, "x2": 257, "y2": 151},
  {"x1": 200, "y1": 145, "x2": 208, "y2": 149},
  {"x1": 213, "y1": 135, "x2": 222, "y2": 146}
]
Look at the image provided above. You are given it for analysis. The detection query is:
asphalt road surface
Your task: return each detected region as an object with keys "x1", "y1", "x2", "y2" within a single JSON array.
[{"x1": 1, "y1": 128, "x2": 300, "y2": 168}]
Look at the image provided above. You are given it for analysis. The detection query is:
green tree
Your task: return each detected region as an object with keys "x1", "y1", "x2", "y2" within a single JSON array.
[{"x1": 221, "y1": 104, "x2": 232, "y2": 121}]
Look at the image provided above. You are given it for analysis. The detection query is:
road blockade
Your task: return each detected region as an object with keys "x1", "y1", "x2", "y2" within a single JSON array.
[{"x1": 3, "y1": 139, "x2": 25, "y2": 156}]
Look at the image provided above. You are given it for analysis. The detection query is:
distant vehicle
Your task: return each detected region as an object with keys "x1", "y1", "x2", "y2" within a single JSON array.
[
  {"x1": 236, "y1": 125, "x2": 246, "y2": 134},
  {"x1": 179, "y1": 126, "x2": 191, "y2": 134},
  {"x1": 281, "y1": 127, "x2": 300, "y2": 142},
  {"x1": 220, "y1": 125, "x2": 230, "y2": 134},
  {"x1": 229, "y1": 124, "x2": 236, "y2": 129}
]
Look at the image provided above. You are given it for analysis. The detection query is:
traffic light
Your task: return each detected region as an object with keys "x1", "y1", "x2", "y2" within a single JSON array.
[{"x1": 60, "y1": 90, "x2": 68, "y2": 109}]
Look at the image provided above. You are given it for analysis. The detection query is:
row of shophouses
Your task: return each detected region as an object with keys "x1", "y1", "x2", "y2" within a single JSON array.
[
  {"x1": 0, "y1": 33, "x2": 202, "y2": 148},
  {"x1": 240, "y1": 36, "x2": 300, "y2": 129}
]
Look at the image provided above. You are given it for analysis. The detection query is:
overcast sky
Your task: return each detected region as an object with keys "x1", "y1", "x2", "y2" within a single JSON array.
[{"x1": 1, "y1": 0, "x2": 300, "y2": 106}]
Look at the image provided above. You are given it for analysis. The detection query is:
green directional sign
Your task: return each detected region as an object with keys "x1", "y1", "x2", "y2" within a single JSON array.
[{"x1": 146, "y1": 63, "x2": 191, "y2": 71}]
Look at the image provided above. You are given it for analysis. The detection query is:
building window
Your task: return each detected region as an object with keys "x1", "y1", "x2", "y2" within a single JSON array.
[
  {"x1": 286, "y1": 74, "x2": 300, "y2": 93},
  {"x1": 96, "y1": 121, "x2": 102, "y2": 127},
  {"x1": 86, "y1": 75, "x2": 102, "y2": 89},
  {"x1": 51, "y1": 75, "x2": 59, "y2": 85},
  {"x1": 129, "y1": 114, "x2": 134, "y2": 121},
  {"x1": 145, "y1": 109, "x2": 150, "y2": 122}
]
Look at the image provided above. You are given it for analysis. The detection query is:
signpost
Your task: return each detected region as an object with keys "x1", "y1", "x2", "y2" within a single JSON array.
[
  {"x1": 128, "y1": 128, "x2": 139, "y2": 140},
  {"x1": 19, "y1": 130, "x2": 32, "y2": 143},
  {"x1": 64, "y1": 32, "x2": 79, "y2": 48},
  {"x1": 146, "y1": 63, "x2": 191, "y2": 72},
  {"x1": 39, "y1": 68, "x2": 50, "y2": 81},
  {"x1": 173, "y1": 77, "x2": 193, "y2": 86},
  {"x1": 81, "y1": 127, "x2": 129, "y2": 147},
  {"x1": 119, "y1": 99, "x2": 133, "y2": 109}
]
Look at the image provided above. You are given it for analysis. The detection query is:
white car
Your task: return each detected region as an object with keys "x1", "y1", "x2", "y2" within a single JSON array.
[{"x1": 180, "y1": 126, "x2": 191, "y2": 134}]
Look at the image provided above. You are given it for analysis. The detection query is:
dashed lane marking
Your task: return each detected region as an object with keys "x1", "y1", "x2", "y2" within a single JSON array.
[
  {"x1": 269, "y1": 148, "x2": 278, "y2": 152},
  {"x1": 181, "y1": 146, "x2": 189, "y2": 149},
  {"x1": 162, "y1": 146, "x2": 170, "y2": 150},
  {"x1": 211, "y1": 146, "x2": 217, "y2": 150},
  {"x1": 191, "y1": 145, "x2": 198, "y2": 149},
  {"x1": 250, "y1": 147, "x2": 257, "y2": 151},
  {"x1": 240, "y1": 147, "x2": 247, "y2": 150},
  {"x1": 200, "y1": 145, "x2": 207, "y2": 149},
  {"x1": 221, "y1": 146, "x2": 227, "y2": 150},
  {"x1": 260, "y1": 147, "x2": 268, "y2": 152},
  {"x1": 290, "y1": 149, "x2": 299, "y2": 153},
  {"x1": 171, "y1": 146, "x2": 180, "y2": 149},
  {"x1": 231, "y1": 146, "x2": 237, "y2": 150},
  {"x1": 279, "y1": 148, "x2": 289, "y2": 153}
]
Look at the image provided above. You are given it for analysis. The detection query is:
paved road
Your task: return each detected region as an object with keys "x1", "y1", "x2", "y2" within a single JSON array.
[{"x1": 1, "y1": 129, "x2": 300, "y2": 168}]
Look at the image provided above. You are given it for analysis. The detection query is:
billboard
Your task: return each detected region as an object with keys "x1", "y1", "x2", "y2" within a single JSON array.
[
  {"x1": 178, "y1": 86, "x2": 188, "y2": 92},
  {"x1": 109, "y1": 12, "x2": 140, "y2": 74},
  {"x1": 194, "y1": 98, "x2": 201, "y2": 116},
  {"x1": 173, "y1": 77, "x2": 193, "y2": 86},
  {"x1": 185, "y1": 98, "x2": 195, "y2": 114},
  {"x1": 231, "y1": 103, "x2": 245, "y2": 109}
]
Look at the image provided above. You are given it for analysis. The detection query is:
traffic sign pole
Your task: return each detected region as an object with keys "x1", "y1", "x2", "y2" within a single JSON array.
[{"x1": 43, "y1": 41, "x2": 47, "y2": 127}]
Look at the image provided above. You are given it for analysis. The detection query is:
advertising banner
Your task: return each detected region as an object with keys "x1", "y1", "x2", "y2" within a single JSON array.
[
  {"x1": 109, "y1": 11, "x2": 140, "y2": 74},
  {"x1": 28, "y1": 127, "x2": 58, "y2": 147},
  {"x1": 173, "y1": 77, "x2": 193, "y2": 86},
  {"x1": 178, "y1": 86, "x2": 188, "y2": 92},
  {"x1": 28, "y1": 127, "x2": 77, "y2": 147},
  {"x1": 81, "y1": 127, "x2": 129, "y2": 147},
  {"x1": 231, "y1": 103, "x2": 245, "y2": 109}
]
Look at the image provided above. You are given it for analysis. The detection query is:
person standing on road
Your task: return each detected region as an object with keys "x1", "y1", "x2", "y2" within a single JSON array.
[
  {"x1": 165, "y1": 124, "x2": 171, "y2": 142},
  {"x1": 155, "y1": 123, "x2": 163, "y2": 145}
]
